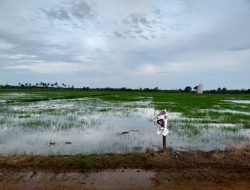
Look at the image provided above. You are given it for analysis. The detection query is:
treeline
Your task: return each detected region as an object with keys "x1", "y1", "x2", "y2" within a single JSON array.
[
  {"x1": 0, "y1": 83, "x2": 250, "y2": 93},
  {"x1": 1, "y1": 82, "x2": 74, "y2": 89}
]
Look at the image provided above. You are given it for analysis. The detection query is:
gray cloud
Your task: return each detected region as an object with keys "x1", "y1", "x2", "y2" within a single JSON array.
[
  {"x1": 39, "y1": 0, "x2": 93, "y2": 22},
  {"x1": 0, "y1": 0, "x2": 249, "y2": 89},
  {"x1": 40, "y1": 8, "x2": 70, "y2": 20},
  {"x1": 140, "y1": 35, "x2": 149, "y2": 41},
  {"x1": 228, "y1": 45, "x2": 250, "y2": 51},
  {"x1": 113, "y1": 31, "x2": 123, "y2": 38},
  {"x1": 120, "y1": 14, "x2": 157, "y2": 40},
  {"x1": 71, "y1": 0, "x2": 92, "y2": 19}
]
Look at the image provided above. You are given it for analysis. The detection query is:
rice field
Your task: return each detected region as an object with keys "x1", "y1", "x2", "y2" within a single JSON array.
[{"x1": 0, "y1": 89, "x2": 249, "y2": 155}]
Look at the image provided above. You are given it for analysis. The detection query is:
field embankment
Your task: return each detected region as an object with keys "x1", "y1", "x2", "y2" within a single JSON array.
[{"x1": 0, "y1": 143, "x2": 250, "y2": 189}]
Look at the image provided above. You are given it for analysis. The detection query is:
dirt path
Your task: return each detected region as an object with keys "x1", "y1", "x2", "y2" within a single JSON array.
[
  {"x1": 0, "y1": 168, "x2": 249, "y2": 190},
  {"x1": 0, "y1": 169, "x2": 153, "y2": 190},
  {"x1": 1, "y1": 144, "x2": 250, "y2": 190}
]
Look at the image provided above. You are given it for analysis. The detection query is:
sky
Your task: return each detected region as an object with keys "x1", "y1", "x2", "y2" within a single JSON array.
[{"x1": 0, "y1": 0, "x2": 249, "y2": 90}]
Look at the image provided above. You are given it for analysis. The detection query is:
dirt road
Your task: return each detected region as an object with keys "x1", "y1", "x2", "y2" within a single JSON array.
[
  {"x1": 0, "y1": 167, "x2": 249, "y2": 190},
  {"x1": 1, "y1": 144, "x2": 249, "y2": 190}
]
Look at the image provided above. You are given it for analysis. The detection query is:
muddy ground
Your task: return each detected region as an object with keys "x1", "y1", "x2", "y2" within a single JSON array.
[{"x1": 0, "y1": 143, "x2": 250, "y2": 190}]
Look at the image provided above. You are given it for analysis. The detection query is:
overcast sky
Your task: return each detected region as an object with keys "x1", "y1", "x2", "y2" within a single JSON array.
[{"x1": 0, "y1": 0, "x2": 249, "y2": 89}]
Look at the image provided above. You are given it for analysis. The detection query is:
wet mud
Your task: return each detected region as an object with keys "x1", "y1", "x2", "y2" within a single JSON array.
[{"x1": 1, "y1": 143, "x2": 250, "y2": 190}]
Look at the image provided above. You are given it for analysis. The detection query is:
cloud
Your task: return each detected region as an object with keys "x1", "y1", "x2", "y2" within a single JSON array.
[
  {"x1": 0, "y1": 39, "x2": 15, "y2": 49},
  {"x1": 0, "y1": 0, "x2": 249, "y2": 89},
  {"x1": 228, "y1": 45, "x2": 250, "y2": 51},
  {"x1": 72, "y1": 55, "x2": 94, "y2": 62},
  {"x1": 4, "y1": 61, "x2": 107, "y2": 74},
  {"x1": 113, "y1": 31, "x2": 123, "y2": 38},
  {"x1": 120, "y1": 14, "x2": 159, "y2": 40},
  {"x1": 40, "y1": 8, "x2": 70, "y2": 20},
  {"x1": 129, "y1": 63, "x2": 176, "y2": 76},
  {"x1": 39, "y1": 0, "x2": 92, "y2": 22},
  {"x1": 71, "y1": 0, "x2": 92, "y2": 19},
  {"x1": 0, "y1": 54, "x2": 37, "y2": 59}
]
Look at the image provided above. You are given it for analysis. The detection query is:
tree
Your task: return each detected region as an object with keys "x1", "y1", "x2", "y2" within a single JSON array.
[
  {"x1": 193, "y1": 86, "x2": 198, "y2": 90},
  {"x1": 222, "y1": 87, "x2": 227, "y2": 92},
  {"x1": 184, "y1": 86, "x2": 192, "y2": 92},
  {"x1": 154, "y1": 87, "x2": 159, "y2": 91}
]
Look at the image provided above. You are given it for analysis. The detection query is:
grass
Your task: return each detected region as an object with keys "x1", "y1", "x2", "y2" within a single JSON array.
[
  {"x1": 65, "y1": 158, "x2": 93, "y2": 167},
  {"x1": 0, "y1": 142, "x2": 249, "y2": 170},
  {"x1": 0, "y1": 152, "x2": 147, "y2": 169}
]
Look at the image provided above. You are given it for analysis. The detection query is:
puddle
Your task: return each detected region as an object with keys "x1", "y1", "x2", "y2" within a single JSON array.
[
  {"x1": 201, "y1": 109, "x2": 250, "y2": 115},
  {"x1": 0, "y1": 92, "x2": 42, "y2": 102},
  {"x1": 195, "y1": 123, "x2": 241, "y2": 127},
  {"x1": 0, "y1": 169, "x2": 155, "y2": 189},
  {"x1": 0, "y1": 99, "x2": 6, "y2": 103},
  {"x1": 0, "y1": 93, "x2": 28, "y2": 97},
  {"x1": 223, "y1": 100, "x2": 250, "y2": 104}
]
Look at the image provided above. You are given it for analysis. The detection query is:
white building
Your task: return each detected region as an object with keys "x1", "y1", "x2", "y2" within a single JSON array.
[{"x1": 197, "y1": 84, "x2": 204, "y2": 94}]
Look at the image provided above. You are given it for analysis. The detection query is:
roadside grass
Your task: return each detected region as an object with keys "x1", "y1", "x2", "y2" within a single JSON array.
[
  {"x1": 64, "y1": 158, "x2": 93, "y2": 167},
  {"x1": 0, "y1": 153, "x2": 146, "y2": 169},
  {"x1": 0, "y1": 142, "x2": 249, "y2": 170}
]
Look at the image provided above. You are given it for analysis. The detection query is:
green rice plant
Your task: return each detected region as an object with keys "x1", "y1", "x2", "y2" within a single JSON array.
[
  {"x1": 243, "y1": 122, "x2": 250, "y2": 129},
  {"x1": 18, "y1": 114, "x2": 31, "y2": 118},
  {"x1": 22, "y1": 120, "x2": 52, "y2": 128},
  {"x1": 167, "y1": 120, "x2": 179, "y2": 130},
  {"x1": 0, "y1": 117, "x2": 7, "y2": 125},
  {"x1": 184, "y1": 124, "x2": 201, "y2": 137},
  {"x1": 36, "y1": 108, "x2": 57, "y2": 114},
  {"x1": 221, "y1": 126, "x2": 240, "y2": 133},
  {"x1": 98, "y1": 107, "x2": 111, "y2": 112}
]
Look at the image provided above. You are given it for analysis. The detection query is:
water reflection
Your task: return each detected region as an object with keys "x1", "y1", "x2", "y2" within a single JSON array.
[{"x1": 0, "y1": 98, "x2": 249, "y2": 155}]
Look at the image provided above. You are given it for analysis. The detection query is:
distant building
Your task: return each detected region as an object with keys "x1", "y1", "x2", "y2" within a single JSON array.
[{"x1": 197, "y1": 84, "x2": 204, "y2": 94}]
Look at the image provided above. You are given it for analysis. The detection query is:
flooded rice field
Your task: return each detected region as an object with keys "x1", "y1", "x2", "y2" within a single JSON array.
[{"x1": 0, "y1": 92, "x2": 249, "y2": 155}]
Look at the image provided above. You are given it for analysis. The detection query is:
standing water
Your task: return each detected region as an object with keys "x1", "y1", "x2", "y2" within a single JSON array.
[{"x1": 0, "y1": 96, "x2": 249, "y2": 155}]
